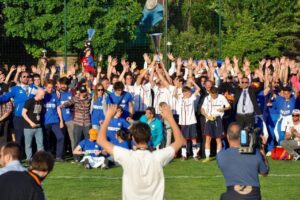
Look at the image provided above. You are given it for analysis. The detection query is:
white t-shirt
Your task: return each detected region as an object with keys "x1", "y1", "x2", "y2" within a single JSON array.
[
  {"x1": 202, "y1": 94, "x2": 230, "y2": 119},
  {"x1": 178, "y1": 93, "x2": 199, "y2": 125},
  {"x1": 124, "y1": 84, "x2": 135, "y2": 98},
  {"x1": 113, "y1": 146, "x2": 175, "y2": 200},
  {"x1": 133, "y1": 82, "x2": 152, "y2": 112},
  {"x1": 153, "y1": 85, "x2": 173, "y2": 114},
  {"x1": 283, "y1": 116, "x2": 300, "y2": 141}
]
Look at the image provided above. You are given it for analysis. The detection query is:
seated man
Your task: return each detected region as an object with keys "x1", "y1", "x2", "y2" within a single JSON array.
[
  {"x1": 139, "y1": 107, "x2": 164, "y2": 150},
  {"x1": 281, "y1": 109, "x2": 300, "y2": 161},
  {"x1": 0, "y1": 142, "x2": 26, "y2": 175},
  {"x1": 73, "y1": 128, "x2": 108, "y2": 169},
  {"x1": 0, "y1": 151, "x2": 54, "y2": 199}
]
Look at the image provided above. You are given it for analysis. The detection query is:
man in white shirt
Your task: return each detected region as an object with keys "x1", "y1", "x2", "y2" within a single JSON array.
[
  {"x1": 97, "y1": 103, "x2": 184, "y2": 200},
  {"x1": 281, "y1": 109, "x2": 300, "y2": 160},
  {"x1": 201, "y1": 87, "x2": 231, "y2": 162}
]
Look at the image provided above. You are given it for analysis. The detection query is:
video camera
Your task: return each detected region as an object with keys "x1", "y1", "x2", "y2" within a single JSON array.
[{"x1": 239, "y1": 126, "x2": 262, "y2": 154}]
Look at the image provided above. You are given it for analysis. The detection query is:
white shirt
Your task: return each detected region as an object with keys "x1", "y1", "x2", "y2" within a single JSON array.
[
  {"x1": 153, "y1": 85, "x2": 173, "y2": 114},
  {"x1": 237, "y1": 89, "x2": 254, "y2": 114},
  {"x1": 178, "y1": 93, "x2": 199, "y2": 125},
  {"x1": 133, "y1": 82, "x2": 152, "y2": 112},
  {"x1": 170, "y1": 86, "x2": 182, "y2": 115},
  {"x1": 283, "y1": 116, "x2": 300, "y2": 141},
  {"x1": 202, "y1": 94, "x2": 230, "y2": 119},
  {"x1": 124, "y1": 84, "x2": 135, "y2": 98},
  {"x1": 113, "y1": 146, "x2": 175, "y2": 200}
]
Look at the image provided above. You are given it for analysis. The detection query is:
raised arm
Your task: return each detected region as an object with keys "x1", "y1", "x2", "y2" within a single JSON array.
[
  {"x1": 4, "y1": 65, "x2": 16, "y2": 84},
  {"x1": 159, "y1": 103, "x2": 185, "y2": 152},
  {"x1": 97, "y1": 104, "x2": 118, "y2": 155}
]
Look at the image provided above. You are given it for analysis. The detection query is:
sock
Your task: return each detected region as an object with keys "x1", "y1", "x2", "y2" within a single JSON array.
[
  {"x1": 217, "y1": 149, "x2": 221, "y2": 154},
  {"x1": 192, "y1": 144, "x2": 199, "y2": 158},
  {"x1": 205, "y1": 149, "x2": 210, "y2": 158},
  {"x1": 181, "y1": 145, "x2": 187, "y2": 157}
]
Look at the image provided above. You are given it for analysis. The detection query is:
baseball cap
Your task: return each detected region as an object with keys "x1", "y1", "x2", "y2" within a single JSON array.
[{"x1": 89, "y1": 129, "x2": 98, "y2": 141}]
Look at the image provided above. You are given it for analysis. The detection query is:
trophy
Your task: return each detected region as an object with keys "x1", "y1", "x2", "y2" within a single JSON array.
[
  {"x1": 150, "y1": 33, "x2": 162, "y2": 63},
  {"x1": 42, "y1": 49, "x2": 47, "y2": 58}
]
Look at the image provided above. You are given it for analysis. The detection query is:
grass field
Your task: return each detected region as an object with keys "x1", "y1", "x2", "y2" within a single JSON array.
[{"x1": 43, "y1": 158, "x2": 300, "y2": 200}]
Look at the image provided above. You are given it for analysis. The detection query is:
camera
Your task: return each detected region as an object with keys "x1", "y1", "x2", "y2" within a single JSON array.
[{"x1": 239, "y1": 126, "x2": 262, "y2": 154}]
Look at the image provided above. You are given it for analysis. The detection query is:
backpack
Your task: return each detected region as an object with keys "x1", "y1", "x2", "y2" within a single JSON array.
[{"x1": 271, "y1": 146, "x2": 292, "y2": 160}]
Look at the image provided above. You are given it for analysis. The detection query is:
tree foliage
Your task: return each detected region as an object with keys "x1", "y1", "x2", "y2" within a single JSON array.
[{"x1": 3, "y1": 0, "x2": 141, "y2": 58}]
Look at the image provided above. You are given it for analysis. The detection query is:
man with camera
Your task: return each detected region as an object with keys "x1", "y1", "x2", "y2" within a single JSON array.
[{"x1": 217, "y1": 122, "x2": 269, "y2": 200}]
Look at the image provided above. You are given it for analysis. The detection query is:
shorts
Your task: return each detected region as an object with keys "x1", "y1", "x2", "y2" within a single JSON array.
[
  {"x1": 203, "y1": 117, "x2": 224, "y2": 138},
  {"x1": 181, "y1": 123, "x2": 198, "y2": 139}
]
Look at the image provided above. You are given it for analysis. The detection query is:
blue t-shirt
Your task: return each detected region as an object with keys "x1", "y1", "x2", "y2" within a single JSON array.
[
  {"x1": 106, "y1": 91, "x2": 133, "y2": 118},
  {"x1": 59, "y1": 90, "x2": 73, "y2": 122},
  {"x1": 91, "y1": 97, "x2": 105, "y2": 126},
  {"x1": 79, "y1": 139, "x2": 102, "y2": 157},
  {"x1": 274, "y1": 95, "x2": 295, "y2": 117},
  {"x1": 115, "y1": 140, "x2": 130, "y2": 149},
  {"x1": 217, "y1": 148, "x2": 268, "y2": 187},
  {"x1": 139, "y1": 115, "x2": 164, "y2": 147},
  {"x1": 28, "y1": 83, "x2": 39, "y2": 99},
  {"x1": 107, "y1": 118, "x2": 130, "y2": 145},
  {"x1": 43, "y1": 92, "x2": 60, "y2": 125},
  {"x1": 0, "y1": 85, "x2": 31, "y2": 117}
]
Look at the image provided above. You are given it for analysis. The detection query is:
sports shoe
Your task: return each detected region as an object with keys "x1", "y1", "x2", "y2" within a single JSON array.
[
  {"x1": 293, "y1": 155, "x2": 300, "y2": 161},
  {"x1": 181, "y1": 156, "x2": 187, "y2": 161},
  {"x1": 202, "y1": 158, "x2": 210, "y2": 163},
  {"x1": 266, "y1": 151, "x2": 272, "y2": 157},
  {"x1": 84, "y1": 159, "x2": 91, "y2": 169},
  {"x1": 193, "y1": 156, "x2": 200, "y2": 161}
]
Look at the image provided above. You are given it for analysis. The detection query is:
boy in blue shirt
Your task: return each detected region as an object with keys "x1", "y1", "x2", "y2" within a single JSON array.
[
  {"x1": 73, "y1": 129, "x2": 107, "y2": 169},
  {"x1": 106, "y1": 81, "x2": 134, "y2": 119}
]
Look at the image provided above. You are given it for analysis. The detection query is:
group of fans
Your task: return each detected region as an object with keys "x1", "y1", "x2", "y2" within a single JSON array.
[{"x1": 0, "y1": 50, "x2": 300, "y2": 169}]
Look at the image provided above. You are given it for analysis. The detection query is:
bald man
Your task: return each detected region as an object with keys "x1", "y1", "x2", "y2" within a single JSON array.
[{"x1": 22, "y1": 88, "x2": 45, "y2": 161}]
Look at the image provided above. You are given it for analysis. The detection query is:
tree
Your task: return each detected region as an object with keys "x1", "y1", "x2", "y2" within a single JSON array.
[{"x1": 3, "y1": 0, "x2": 142, "y2": 58}]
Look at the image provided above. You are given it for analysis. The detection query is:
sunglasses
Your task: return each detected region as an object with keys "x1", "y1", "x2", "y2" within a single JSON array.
[
  {"x1": 242, "y1": 82, "x2": 249, "y2": 84},
  {"x1": 22, "y1": 76, "x2": 29, "y2": 78},
  {"x1": 292, "y1": 115, "x2": 300, "y2": 117},
  {"x1": 98, "y1": 89, "x2": 104, "y2": 91}
]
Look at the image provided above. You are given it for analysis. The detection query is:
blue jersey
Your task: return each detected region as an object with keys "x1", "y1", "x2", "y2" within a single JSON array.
[
  {"x1": 59, "y1": 90, "x2": 73, "y2": 122},
  {"x1": 91, "y1": 97, "x2": 105, "y2": 126},
  {"x1": 43, "y1": 92, "x2": 60, "y2": 125},
  {"x1": 28, "y1": 83, "x2": 39, "y2": 99},
  {"x1": 0, "y1": 85, "x2": 31, "y2": 117},
  {"x1": 139, "y1": 115, "x2": 163, "y2": 147},
  {"x1": 115, "y1": 140, "x2": 130, "y2": 149},
  {"x1": 107, "y1": 118, "x2": 130, "y2": 145},
  {"x1": 274, "y1": 95, "x2": 295, "y2": 117},
  {"x1": 106, "y1": 91, "x2": 133, "y2": 118},
  {"x1": 79, "y1": 139, "x2": 102, "y2": 157}
]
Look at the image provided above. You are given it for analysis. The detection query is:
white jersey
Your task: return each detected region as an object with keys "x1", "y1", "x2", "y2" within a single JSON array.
[
  {"x1": 124, "y1": 84, "x2": 135, "y2": 98},
  {"x1": 153, "y1": 85, "x2": 173, "y2": 114},
  {"x1": 169, "y1": 86, "x2": 182, "y2": 115},
  {"x1": 283, "y1": 116, "x2": 300, "y2": 141},
  {"x1": 202, "y1": 94, "x2": 230, "y2": 119},
  {"x1": 178, "y1": 93, "x2": 199, "y2": 125},
  {"x1": 133, "y1": 82, "x2": 152, "y2": 112},
  {"x1": 113, "y1": 146, "x2": 175, "y2": 200}
]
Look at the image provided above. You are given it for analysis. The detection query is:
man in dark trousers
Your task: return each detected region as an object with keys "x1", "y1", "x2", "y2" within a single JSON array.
[
  {"x1": 217, "y1": 122, "x2": 269, "y2": 200},
  {"x1": 0, "y1": 151, "x2": 55, "y2": 200},
  {"x1": 233, "y1": 77, "x2": 262, "y2": 129}
]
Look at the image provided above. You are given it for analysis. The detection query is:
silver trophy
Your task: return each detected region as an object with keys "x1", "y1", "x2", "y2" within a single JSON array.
[{"x1": 150, "y1": 33, "x2": 162, "y2": 63}]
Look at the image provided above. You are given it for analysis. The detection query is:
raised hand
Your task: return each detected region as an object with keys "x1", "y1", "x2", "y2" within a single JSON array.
[
  {"x1": 159, "y1": 103, "x2": 173, "y2": 120},
  {"x1": 167, "y1": 53, "x2": 175, "y2": 61}
]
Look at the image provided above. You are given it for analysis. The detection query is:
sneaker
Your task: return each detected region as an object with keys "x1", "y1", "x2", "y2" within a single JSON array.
[
  {"x1": 84, "y1": 159, "x2": 91, "y2": 169},
  {"x1": 193, "y1": 156, "x2": 200, "y2": 161},
  {"x1": 181, "y1": 156, "x2": 187, "y2": 161},
  {"x1": 293, "y1": 155, "x2": 300, "y2": 161},
  {"x1": 266, "y1": 151, "x2": 272, "y2": 157},
  {"x1": 202, "y1": 158, "x2": 210, "y2": 163}
]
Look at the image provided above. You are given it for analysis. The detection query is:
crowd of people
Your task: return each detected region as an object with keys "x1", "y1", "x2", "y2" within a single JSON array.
[{"x1": 0, "y1": 50, "x2": 300, "y2": 167}]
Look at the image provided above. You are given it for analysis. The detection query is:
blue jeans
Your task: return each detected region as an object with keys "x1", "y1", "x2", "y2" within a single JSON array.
[
  {"x1": 24, "y1": 128, "x2": 44, "y2": 160},
  {"x1": 45, "y1": 123, "x2": 65, "y2": 159}
]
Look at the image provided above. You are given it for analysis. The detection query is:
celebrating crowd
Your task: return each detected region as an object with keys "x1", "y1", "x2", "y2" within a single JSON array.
[{"x1": 0, "y1": 50, "x2": 300, "y2": 167}]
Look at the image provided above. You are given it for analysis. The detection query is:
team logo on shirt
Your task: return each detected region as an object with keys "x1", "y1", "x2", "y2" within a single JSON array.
[
  {"x1": 122, "y1": 100, "x2": 126, "y2": 103},
  {"x1": 118, "y1": 123, "x2": 121, "y2": 126},
  {"x1": 95, "y1": 145, "x2": 98, "y2": 148}
]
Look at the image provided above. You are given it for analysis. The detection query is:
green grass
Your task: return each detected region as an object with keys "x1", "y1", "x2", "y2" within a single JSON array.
[{"x1": 43, "y1": 158, "x2": 300, "y2": 200}]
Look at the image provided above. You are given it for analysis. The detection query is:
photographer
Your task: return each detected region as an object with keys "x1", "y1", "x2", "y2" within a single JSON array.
[{"x1": 217, "y1": 122, "x2": 269, "y2": 200}]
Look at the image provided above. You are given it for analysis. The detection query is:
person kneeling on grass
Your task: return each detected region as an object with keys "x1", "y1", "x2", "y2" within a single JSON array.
[
  {"x1": 73, "y1": 128, "x2": 108, "y2": 169},
  {"x1": 97, "y1": 103, "x2": 185, "y2": 200}
]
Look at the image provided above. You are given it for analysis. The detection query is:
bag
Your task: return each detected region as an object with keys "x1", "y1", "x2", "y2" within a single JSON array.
[{"x1": 271, "y1": 146, "x2": 292, "y2": 160}]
